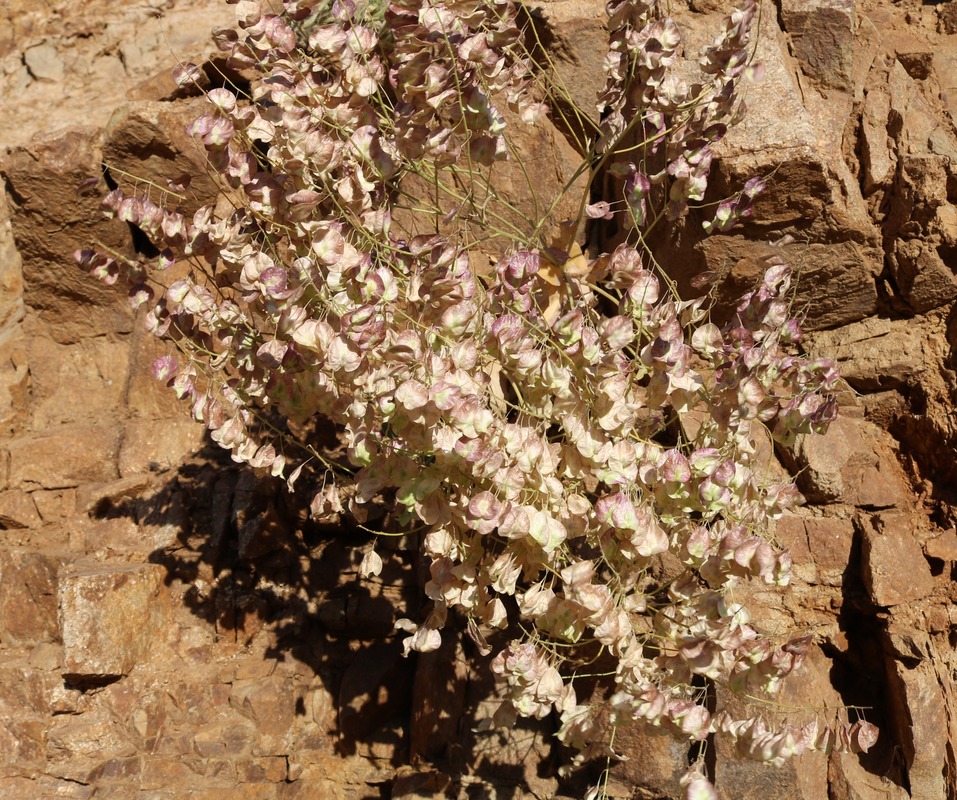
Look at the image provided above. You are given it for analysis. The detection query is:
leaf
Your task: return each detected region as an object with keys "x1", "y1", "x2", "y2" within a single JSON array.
[{"x1": 359, "y1": 549, "x2": 383, "y2": 578}]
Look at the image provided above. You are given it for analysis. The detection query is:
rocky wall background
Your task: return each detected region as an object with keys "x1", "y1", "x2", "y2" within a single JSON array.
[{"x1": 0, "y1": 0, "x2": 956, "y2": 798}]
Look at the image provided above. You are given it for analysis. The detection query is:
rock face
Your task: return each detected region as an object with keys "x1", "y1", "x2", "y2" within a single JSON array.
[{"x1": 0, "y1": 0, "x2": 955, "y2": 799}]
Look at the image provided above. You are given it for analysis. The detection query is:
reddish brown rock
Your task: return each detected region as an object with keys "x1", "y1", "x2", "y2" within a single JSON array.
[
  {"x1": 806, "y1": 316, "x2": 929, "y2": 392},
  {"x1": 0, "y1": 489, "x2": 41, "y2": 529},
  {"x1": 884, "y1": 659, "x2": 948, "y2": 799},
  {"x1": 103, "y1": 99, "x2": 221, "y2": 217},
  {"x1": 804, "y1": 517, "x2": 856, "y2": 586},
  {"x1": 0, "y1": 548, "x2": 68, "y2": 645},
  {"x1": 780, "y1": 0, "x2": 855, "y2": 91},
  {"x1": 58, "y1": 563, "x2": 167, "y2": 679},
  {"x1": 6, "y1": 426, "x2": 121, "y2": 489},
  {"x1": 924, "y1": 528, "x2": 957, "y2": 562},
  {"x1": 1, "y1": 128, "x2": 134, "y2": 343},
  {"x1": 786, "y1": 416, "x2": 910, "y2": 508},
  {"x1": 860, "y1": 513, "x2": 934, "y2": 607}
]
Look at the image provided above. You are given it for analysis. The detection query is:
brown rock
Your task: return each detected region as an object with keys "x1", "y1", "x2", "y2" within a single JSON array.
[
  {"x1": 526, "y1": 0, "x2": 608, "y2": 130},
  {"x1": 124, "y1": 330, "x2": 191, "y2": 420},
  {"x1": 886, "y1": 30, "x2": 934, "y2": 81},
  {"x1": 860, "y1": 512, "x2": 934, "y2": 606},
  {"x1": 2, "y1": 128, "x2": 135, "y2": 343},
  {"x1": 884, "y1": 659, "x2": 948, "y2": 799},
  {"x1": 76, "y1": 475, "x2": 150, "y2": 515},
  {"x1": 103, "y1": 99, "x2": 221, "y2": 218},
  {"x1": 230, "y1": 675, "x2": 298, "y2": 755},
  {"x1": 337, "y1": 640, "x2": 414, "y2": 761},
  {"x1": 0, "y1": 489, "x2": 41, "y2": 529},
  {"x1": 7, "y1": 425, "x2": 121, "y2": 489},
  {"x1": 934, "y1": 36, "x2": 957, "y2": 124},
  {"x1": 887, "y1": 61, "x2": 957, "y2": 162},
  {"x1": 0, "y1": 719, "x2": 46, "y2": 773},
  {"x1": 773, "y1": 514, "x2": 817, "y2": 584},
  {"x1": 23, "y1": 42, "x2": 64, "y2": 83},
  {"x1": 608, "y1": 720, "x2": 686, "y2": 798},
  {"x1": 714, "y1": 647, "x2": 838, "y2": 799},
  {"x1": 777, "y1": 514, "x2": 856, "y2": 586},
  {"x1": 393, "y1": 101, "x2": 589, "y2": 258},
  {"x1": 780, "y1": 0, "x2": 855, "y2": 91},
  {"x1": 828, "y1": 750, "x2": 908, "y2": 800},
  {"x1": 860, "y1": 83, "x2": 894, "y2": 194},
  {"x1": 32, "y1": 489, "x2": 77, "y2": 522},
  {"x1": 0, "y1": 548, "x2": 68, "y2": 645},
  {"x1": 888, "y1": 237, "x2": 957, "y2": 313},
  {"x1": 804, "y1": 517, "x2": 856, "y2": 585},
  {"x1": 883, "y1": 623, "x2": 929, "y2": 662},
  {"x1": 117, "y1": 418, "x2": 205, "y2": 478},
  {"x1": 941, "y1": 6, "x2": 957, "y2": 36},
  {"x1": 410, "y1": 633, "x2": 467, "y2": 762},
  {"x1": 58, "y1": 563, "x2": 166, "y2": 679},
  {"x1": 923, "y1": 528, "x2": 957, "y2": 562},
  {"x1": 391, "y1": 767, "x2": 452, "y2": 799},
  {"x1": 698, "y1": 236, "x2": 880, "y2": 332},
  {"x1": 46, "y1": 708, "x2": 137, "y2": 771},
  {"x1": 787, "y1": 416, "x2": 909, "y2": 508},
  {"x1": 806, "y1": 316, "x2": 928, "y2": 391},
  {"x1": 0, "y1": 189, "x2": 25, "y2": 336},
  {"x1": 25, "y1": 332, "x2": 129, "y2": 429}
]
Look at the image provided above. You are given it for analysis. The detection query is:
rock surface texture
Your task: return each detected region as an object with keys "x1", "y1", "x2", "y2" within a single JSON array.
[{"x1": 1, "y1": 0, "x2": 957, "y2": 798}]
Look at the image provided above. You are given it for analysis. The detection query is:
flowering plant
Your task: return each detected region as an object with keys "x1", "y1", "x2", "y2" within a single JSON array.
[{"x1": 77, "y1": 0, "x2": 876, "y2": 794}]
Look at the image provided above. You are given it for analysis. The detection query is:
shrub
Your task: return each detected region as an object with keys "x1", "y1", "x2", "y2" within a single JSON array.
[{"x1": 77, "y1": 0, "x2": 876, "y2": 795}]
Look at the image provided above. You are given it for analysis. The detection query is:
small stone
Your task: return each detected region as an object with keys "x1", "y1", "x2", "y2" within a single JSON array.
[
  {"x1": 391, "y1": 767, "x2": 452, "y2": 799},
  {"x1": 23, "y1": 43, "x2": 64, "y2": 83},
  {"x1": 939, "y1": 4, "x2": 957, "y2": 35},
  {"x1": 860, "y1": 513, "x2": 934, "y2": 606},
  {"x1": 923, "y1": 529, "x2": 957, "y2": 562},
  {"x1": 58, "y1": 563, "x2": 166, "y2": 680}
]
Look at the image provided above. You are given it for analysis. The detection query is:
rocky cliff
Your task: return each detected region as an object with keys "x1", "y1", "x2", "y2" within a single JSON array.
[{"x1": 0, "y1": 1, "x2": 956, "y2": 798}]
